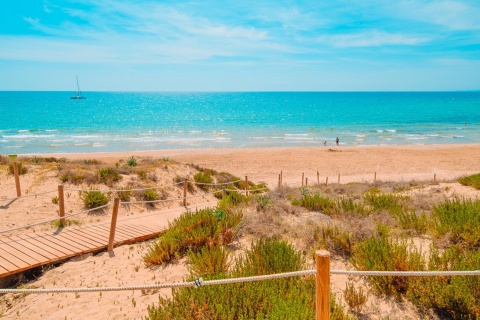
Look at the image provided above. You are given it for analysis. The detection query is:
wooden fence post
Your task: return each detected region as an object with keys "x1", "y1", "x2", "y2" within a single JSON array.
[
  {"x1": 325, "y1": 177, "x2": 328, "y2": 186},
  {"x1": 278, "y1": 174, "x2": 281, "y2": 188},
  {"x1": 107, "y1": 198, "x2": 120, "y2": 252},
  {"x1": 316, "y1": 250, "x2": 330, "y2": 320},
  {"x1": 183, "y1": 178, "x2": 188, "y2": 206},
  {"x1": 13, "y1": 162, "x2": 21, "y2": 197},
  {"x1": 317, "y1": 171, "x2": 320, "y2": 185},
  {"x1": 280, "y1": 171, "x2": 283, "y2": 184},
  {"x1": 58, "y1": 185, "x2": 66, "y2": 227},
  {"x1": 374, "y1": 172, "x2": 377, "y2": 183},
  {"x1": 222, "y1": 186, "x2": 226, "y2": 198},
  {"x1": 338, "y1": 174, "x2": 340, "y2": 184},
  {"x1": 302, "y1": 173, "x2": 304, "y2": 186},
  {"x1": 306, "y1": 177, "x2": 308, "y2": 187},
  {"x1": 245, "y1": 176, "x2": 249, "y2": 196}
]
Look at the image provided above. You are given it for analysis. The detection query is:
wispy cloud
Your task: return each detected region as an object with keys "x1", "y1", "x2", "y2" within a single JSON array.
[
  {"x1": 394, "y1": 0, "x2": 480, "y2": 31},
  {"x1": 316, "y1": 30, "x2": 429, "y2": 48}
]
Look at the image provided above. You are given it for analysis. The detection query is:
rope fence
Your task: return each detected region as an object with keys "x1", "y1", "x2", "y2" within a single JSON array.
[
  {"x1": 1, "y1": 268, "x2": 479, "y2": 295},
  {"x1": 0, "y1": 250, "x2": 478, "y2": 320}
]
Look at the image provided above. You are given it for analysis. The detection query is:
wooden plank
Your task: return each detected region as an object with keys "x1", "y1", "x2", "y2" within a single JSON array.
[
  {"x1": 0, "y1": 256, "x2": 17, "y2": 273},
  {"x1": 49, "y1": 233, "x2": 95, "y2": 253},
  {"x1": 0, "y1": 263, "x2": 9, "y2": 274},
  {"x1": 0, "y1": 244, "x2": 31, "y2": 269},
  {"x1": 120, "y1": 223, "x2": 160, "y2": 234},
  {"x1": 91, "y1": 224, "x2": 134, "y2": 241},
  {"x1": 0, "y1": 243, "x2": 43, "y2": 269},
  {"x1": 69, "y1": 225, "x2": 109, "y2": 240},
  {"x1": 22, "y1": 233, "x2": 79, "y2": 256},
  {"x1": 65, "y1": 228, "x2": 109, "y2": 244},
  {"x1": 56, "y1": 231, "x2": 103, "y2": 250},
  {"x1": 0, "y1": 238, "x2": 52, "y2": 265},
  {"x1": 13, "y1": 234, "x2": 66, "y2": 259}
]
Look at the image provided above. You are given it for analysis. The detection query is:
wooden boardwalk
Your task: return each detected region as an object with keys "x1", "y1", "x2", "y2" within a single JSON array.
[{"x1": 0, "y1": 202, "x2": 216, "y2": 280}]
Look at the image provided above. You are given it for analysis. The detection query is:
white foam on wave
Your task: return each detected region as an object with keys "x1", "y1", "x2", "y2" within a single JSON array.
[
  {"x1": 386, "y1": 129, "x2": 396, "y2": 132},
  {"x1": 3, "y1": 134, "x2": 56, "y2": 139},
  {"x1": 285, "y1": 133, "x2": 309, "y2": 137},
  {"x1": 71, "y1": 135, "x2": 100, "y2": 139}
]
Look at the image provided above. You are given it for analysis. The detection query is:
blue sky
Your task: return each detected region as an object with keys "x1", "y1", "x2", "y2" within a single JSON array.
[{"x1": 0, "y1": 0, "x2": 479, "y2": 91}]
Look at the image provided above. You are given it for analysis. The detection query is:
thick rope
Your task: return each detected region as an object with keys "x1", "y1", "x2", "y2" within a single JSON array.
[
  {"x1": 0, "y1": 203, "x2": 111, "y2": 235},
  {"x1": 1, "y1": 269, "x2": 479, "y2": 294},
  {"x1": 192, "y1": 179, "x2": 242, "y2": 186},
  {"x1": 0, "y1": 189, "x2": 58, "y2": 202},
  {"x1": 331, "y1": 270, "x2": 480, "y2": 276}
]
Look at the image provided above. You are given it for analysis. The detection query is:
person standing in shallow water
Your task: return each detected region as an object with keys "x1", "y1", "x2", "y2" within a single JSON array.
[{"x1": 336, "y1": 137, "x2": 339, "y2": 145}]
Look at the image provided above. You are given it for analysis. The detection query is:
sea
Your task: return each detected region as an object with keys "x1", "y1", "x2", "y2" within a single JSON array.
[{"x1": 0, "y1": 91, "x2": 479, "y2": 155}]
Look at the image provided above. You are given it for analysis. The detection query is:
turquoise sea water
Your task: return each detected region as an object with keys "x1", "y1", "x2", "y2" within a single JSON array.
[{"x1": 0, "y1": 91, "x2": 479, "y2": 154}]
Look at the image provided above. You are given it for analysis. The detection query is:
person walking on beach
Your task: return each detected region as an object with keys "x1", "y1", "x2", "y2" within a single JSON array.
[{"x1": 335, "y1": 137, "x2": 339, "y2": 145}]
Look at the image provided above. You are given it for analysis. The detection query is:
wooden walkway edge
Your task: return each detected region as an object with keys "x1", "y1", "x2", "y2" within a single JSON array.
[{"x1": 0, "y1": 202, "x2": 216, "y2": 281}]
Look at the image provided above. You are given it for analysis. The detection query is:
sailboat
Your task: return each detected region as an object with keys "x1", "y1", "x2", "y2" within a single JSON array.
[{"x1": 70, "y1": 76, "x2": 86, "y2": 99}]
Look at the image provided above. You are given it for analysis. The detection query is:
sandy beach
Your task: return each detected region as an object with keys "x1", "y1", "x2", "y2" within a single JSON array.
[
  {"x1": 1, "y1": 143, "x2": 480, "y2": 319},
  {"x1": 50, "y1": 144, "x2": 480, "y2": 186}
]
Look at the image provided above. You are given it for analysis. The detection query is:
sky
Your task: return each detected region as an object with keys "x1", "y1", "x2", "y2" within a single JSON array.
[{"x1": 0, "y1": 0, "x2": 479, "y2": 91}]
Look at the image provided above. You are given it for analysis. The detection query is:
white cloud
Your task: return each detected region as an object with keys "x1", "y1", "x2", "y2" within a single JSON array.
[{"x1": 395, "y1": 0, "x2": 480, "y2": 30}]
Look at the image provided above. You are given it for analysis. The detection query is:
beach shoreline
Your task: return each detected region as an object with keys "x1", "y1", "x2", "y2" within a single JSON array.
[{"x1": 39, "y1": 143, "x2": 480, "y2": 186}]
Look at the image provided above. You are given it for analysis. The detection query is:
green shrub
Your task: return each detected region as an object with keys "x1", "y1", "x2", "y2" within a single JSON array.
[
  {"x1": 407, "y1": 245, "x2": 480, "y2": 319},
  {"x1": 7, "y1": 162, "x2": 28, "y2": 175},
  {"x1": 143, "y1": 208, "x2": 242, "y2": 267},
  {"x1": 117, "y1": 189, "x2": 132, "y2": 202},
  {"x1": 98, "y1": 167, "x2": 121, "y2": 184},
  {"x1": 292, "y1": 193, "x2": 338, "y2": 215},
  {"x1": 146, "y1": 238, "x2": 354, "y2": 320},
  {"x1": 343, "y1": 281, "x2": 368, "y2": 313},
  {"x1": 363, "y1": 192, "x2": 407, "y2": 214},
  {"x1": 337, "y1": 197, "x2": 368, "y2": 215},
  {"x1": 391, "y1": 209, "x2": 428, "y2": 233},
  {"x1": 81, "y1": 190, "x2": 109, "y2": 208},
  {"x1": 218, "y1": 192, "x2": 247, "y2": 209},
  {"x1": 126, "y1": 156, "x2": 138, "y2": 167},
  {"x1": 188, "y1": 246, "x2": 231, "y2": 278},
  {"x1": 458, "y1": 173, "x2": 480, "y2": 189},
  {"x1": 143, "y1": 189, "x2": 159, "y2": 202},
  {"x1": 194, "y1": 172, "x2": 214, "y2": 190},
  {"x1": 314, "y1": 225, "x2": 356, "y2": 257},
  {"x1": 431, "y1": 198, "x2": 480, "y2": 248},
  {"x1": 51, "y1": 196, "x2": 59, "y2": 204},
  {"x1": 351, "y1": 229, "x2": 426, "y2": 296},
  {"x1": 137, "y1": 170, "x2": 147, "y2": 180}
]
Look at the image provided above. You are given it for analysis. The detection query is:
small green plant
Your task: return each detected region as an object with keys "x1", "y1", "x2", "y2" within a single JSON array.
[
  {"x1": 343, "y1": 281, "x2": 368, "y2": 313},
  {"x1": 143, "y1": 189, "x2": 159, "y2": 202},
  {"x1": 194, "y1": 172, "x2": 214, "y2": 191},
  {"x1": 292, "y1": 193, "x2": 338, "y2": 215},
  {"x1": 143, "y1": 208, "x2": 242, "y2": 267},
  {"x1": 51, "y1": 219, "x2": 81, "y2": 228},
  {"x1": 127, "y1": 156, "x2": 138, "y2": 167},
  {"x1": 351, "y1": 228, "x2": 425, "y2": 296},
  {"x1": 188, "y1": 246, "x2": 231, "y2": 278},
  {"x1": 32, "y1": 156, "x2": 43, "y2": 164},
  {"x1": 81, "y1": 190, "x2": 109, "y2": 208},
  {"x1": 98, "y1": 167, "x2": 121, "y2": 184},
  {"x1": 314, "y1": 225, "x2": 356, "y2": 257},
  {"x1": 117, "y1": 189, "x2": 132, "y2": 202},
  {"x1": 8, "y1": 162, "x2": 28, "y2": 175},
  {"x1": 458, "y1": 173, "x2": 480, "y2": 189},
  {"x1": 137, "y1": 170, "x2": 147, "y2": 180},
  {"x1": 431, "y1": 198, "x2": 480, "y2": 249},
  {"x1": 51, "y1": 196, "x2": 59, "y2": 204}
]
